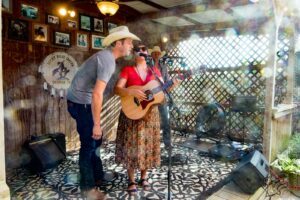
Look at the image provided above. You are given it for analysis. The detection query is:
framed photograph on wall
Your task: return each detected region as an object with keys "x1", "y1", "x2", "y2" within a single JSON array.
[
  {"x1": 32, "y1": 23, "x2": 48, "y2": 43},
  {"x1": 2, "y1": 0, "x2": 12, "y2": 13},
  {"x1": 21, "y1": 4, "x2": 38, "y2": 20},
  {"x1": 108, "y1": 22, "x2": 117, "y2": 32},
  {"x1": 54, "y1": 31, "x2": 71, "y2": 47},
  {"x1": 91, "y1": 35, "x2": 104, "y2": 49},
  {"x1": 47, "y1": 14, "x2": 60, "y2": 25},
  {"x1": 77, "y1": 32, "x2": 88, "y2": 49},
  {"x1": 8, "y1": 19, "x2": 29, "y2": 41},
  {"x1": 67, "y1": 20, "x2": 77, "y2": 29},
  {"x1": 79, "y1": 14, "x2": 91, "y2": 31},
  {"x1": 93, "y1": 18, "x2": 103, "y2": 33}
]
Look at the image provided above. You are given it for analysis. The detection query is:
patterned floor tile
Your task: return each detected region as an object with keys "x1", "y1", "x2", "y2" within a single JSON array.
[{"x1": 7, "y1": 142, "x2": 237, "y2": 200}]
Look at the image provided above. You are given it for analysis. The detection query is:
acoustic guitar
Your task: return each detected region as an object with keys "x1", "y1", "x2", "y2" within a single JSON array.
[{"x1": 120, "y1": 70, "x2": 194, "y2": 120}]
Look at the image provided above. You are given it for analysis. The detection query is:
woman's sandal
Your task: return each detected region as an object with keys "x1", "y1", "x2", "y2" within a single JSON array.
[
  {"x1": 127, "y1": 182, "x2": 138, "y2": 195},
  {"x1": 138, "y1": 179, "x2": 151, "y2": 191}
]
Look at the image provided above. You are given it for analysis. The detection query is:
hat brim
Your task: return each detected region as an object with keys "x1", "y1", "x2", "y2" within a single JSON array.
[
  {"x1": 103, "y1": 32, "x2": 140, "y2": 47},
  {"x1": 149, "y1": 49, "x2": 166, "y2": 58}
]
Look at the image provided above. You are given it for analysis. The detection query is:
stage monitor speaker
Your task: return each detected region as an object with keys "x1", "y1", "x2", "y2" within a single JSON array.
[
  {"x1": 232, "y1": 150, "x2": 269, "y2": 194},
  {"x1": 26, "y1": 133, "x2": 66, "y2": 172},
  {"x1": 208, "y1": 144, "x2": 247, "y2": 161}
]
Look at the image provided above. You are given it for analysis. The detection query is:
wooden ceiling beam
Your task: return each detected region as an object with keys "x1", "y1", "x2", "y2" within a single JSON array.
[
  {"x1": 119, "y1": 0, "x2": 167, "y2": 10},
  {"x1": 131, "y1": 0, "x2": 266, "y2": 38},
  {"x1": 165, "y1": 17, "x2": 270, "y2": 41},
  {"x1": 139, "y1": 0, "x2": 256, "y2": 20},
  {"x1": 137, "y1": 0, "x2": 167, "y2": 10}
]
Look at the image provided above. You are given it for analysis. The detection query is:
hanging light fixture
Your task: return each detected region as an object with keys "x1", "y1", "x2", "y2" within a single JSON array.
[{"x1": 97, "y1": 0, "x2": 119, "y2": 16}]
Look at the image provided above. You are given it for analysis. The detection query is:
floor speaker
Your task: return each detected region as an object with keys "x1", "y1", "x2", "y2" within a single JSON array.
[
  {"x1": 27, "y1": 133, "x2": 66, "y2": 172},
  {"x1": 47, "y1": 133, "x2": 66, "y2": 155},
  {"x1": 232, "y1": 150, "x2": 269, "y2": 194}
]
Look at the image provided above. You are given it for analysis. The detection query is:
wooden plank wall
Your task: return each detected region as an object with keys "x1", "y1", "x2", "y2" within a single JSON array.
[
  {"x1": 1, "y1": 0, "x2": 127, "y2": 169},
  {"x1": 3, "y1": 41, "x2": 87, "y2": 168}
]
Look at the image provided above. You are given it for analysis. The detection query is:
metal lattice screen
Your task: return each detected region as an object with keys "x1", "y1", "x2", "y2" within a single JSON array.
[{"x1": 165, "y1": 33, "x2": 288, "y2": 142}]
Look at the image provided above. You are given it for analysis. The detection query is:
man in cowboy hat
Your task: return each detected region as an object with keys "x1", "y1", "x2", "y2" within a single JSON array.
[
  {"x1": 67, "y1": 26, "x2": 140, "y2": 198},
  {"x1": 149, "y1": 46, "x2": 178, "y2": 149}
]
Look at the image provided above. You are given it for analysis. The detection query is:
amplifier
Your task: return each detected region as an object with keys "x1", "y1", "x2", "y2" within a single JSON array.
[
  {"x1": 25, "y1": 133, "x2": 66, "y2": 172},
  {"x1": 232, "y1": 150, "x2": 269, "y2": 194}
]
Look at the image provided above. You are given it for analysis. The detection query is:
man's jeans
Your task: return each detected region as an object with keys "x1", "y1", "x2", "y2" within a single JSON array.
[
  {"x1": 158, "y1": 104, "x2": 171, "y2": 147},
  {"x1": 67, "y1": 100, "x2": 104, "y2": 190}
]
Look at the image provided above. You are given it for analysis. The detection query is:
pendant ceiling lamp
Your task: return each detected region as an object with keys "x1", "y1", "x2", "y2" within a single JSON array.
[{"x1": 97, "y1": 0, "x2": 119, "y2": 16}]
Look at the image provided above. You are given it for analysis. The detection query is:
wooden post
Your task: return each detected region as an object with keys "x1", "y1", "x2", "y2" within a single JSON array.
[
  {"x1": 263, "y1": 0, "x2": 297, "y2": 162},
  {"x1": 263, "y1": 1, "x2": 278, "y2": 162},
  {"x1": 0, "y1": 9, "x2": 11, "y2": 200}
]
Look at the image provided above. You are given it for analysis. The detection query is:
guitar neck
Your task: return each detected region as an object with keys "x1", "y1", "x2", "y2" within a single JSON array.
[
  {"x1": 162, "y1": 79, "x2": 174, "y2": 91},
  {"x1": 152, "y1": 71, "x2": 193, "y2": 94},
  {"x1": 162, "y1": 73, "x2": 189, "y2": 91}
]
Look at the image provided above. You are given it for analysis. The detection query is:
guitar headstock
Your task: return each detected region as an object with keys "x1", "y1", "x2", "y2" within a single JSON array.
[{"x1": 175, "y1": 69, "x2": 192, "y2": 81}]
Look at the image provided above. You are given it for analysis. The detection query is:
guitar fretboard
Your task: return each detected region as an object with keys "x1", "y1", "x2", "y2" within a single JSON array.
[{"x1": 151, "y1": 79, "x2": 174, "y2": 94}]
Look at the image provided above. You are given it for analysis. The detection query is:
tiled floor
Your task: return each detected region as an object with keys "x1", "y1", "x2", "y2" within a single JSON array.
[{"x1": 7, "y1": 142, "x2": 236, "y2": 200}]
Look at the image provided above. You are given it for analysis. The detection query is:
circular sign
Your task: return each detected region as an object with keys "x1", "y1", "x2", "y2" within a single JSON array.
[{"x1": 40, "y1": 52, "x2": 78, "y2": 89}]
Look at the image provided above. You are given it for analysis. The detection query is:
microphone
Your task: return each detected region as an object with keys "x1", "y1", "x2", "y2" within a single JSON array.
[
  {"x1": 160, "y1": 54, "x2": 185, "y2": 59},
  {"x1": 138, "y1": 52, "x2": 152, "y2": 58},
  {"x1": 137, "y1": 53, "x2": 154, "y2": 67}
]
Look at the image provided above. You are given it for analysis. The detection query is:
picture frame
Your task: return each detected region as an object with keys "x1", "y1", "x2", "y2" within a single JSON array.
[
  {"x1": 32, "y1": 23, "x2": 48, "y2": 43},
  {"x1": 8, "y1": 18, "x2": 29, "y2": 41},
  {"x1": 79, "y1": 14, "x2": 91, "y2": 31},
  {"x1": 107, "y1": 22, "x2": 117, "y2": 32},
  {"x1": 21, "y1": 3, "x2": 38, "y2": 20},
  {"x1": 67, "y1": 20, "x2": 77, "y2": 29},
  {"x1": 2, "y1": 0, "x2": 12, "y2": 13},
  {"x1": 91, "y1": 35, "x2": 104, "y2": 49},
  {"x1": 93, "y1": 18, "x2": 103, "y2": 33},
  {"x1": 46, "y1": 14, "x2": 60, "y2": 25},
  {"x1": 54, "y1": 31, "x2": 71, "y2": 47},
  {"x1": 77, "y1": 32, "x2": 88, "y2": 49}
]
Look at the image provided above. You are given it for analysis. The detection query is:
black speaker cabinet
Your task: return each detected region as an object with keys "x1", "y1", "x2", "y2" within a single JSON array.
[
  {"x1": 26, "y1": 133, "x2": 66, "y2": 172},
  {"x1": 47, "y1": 133, "x2": 66, "y2": 155},
  {"x1": 232, "y1": 150, "x2": 269, "y2": 194}
]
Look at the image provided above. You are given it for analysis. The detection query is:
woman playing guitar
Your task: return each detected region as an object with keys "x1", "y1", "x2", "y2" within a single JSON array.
[{"x1": 114, "y1": 49, "x2": 163, "y2": 195}]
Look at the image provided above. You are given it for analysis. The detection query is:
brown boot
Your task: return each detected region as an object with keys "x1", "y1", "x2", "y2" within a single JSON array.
[{"x1": 83, "y1": 188, "x2": 106, "y2": 200}]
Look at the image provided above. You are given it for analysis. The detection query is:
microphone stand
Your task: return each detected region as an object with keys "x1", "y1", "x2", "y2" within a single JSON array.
[{"x1": 146, "y1": 57, "x2": 181, "y2": 200}]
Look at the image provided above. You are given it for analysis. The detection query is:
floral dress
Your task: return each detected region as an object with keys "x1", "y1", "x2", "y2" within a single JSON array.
[{"x1": 115, "y1": 66, "x2": 161, "y2": 170}]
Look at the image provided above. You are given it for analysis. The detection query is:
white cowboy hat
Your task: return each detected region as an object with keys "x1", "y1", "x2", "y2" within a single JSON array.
[
  {"x1": 102, "y1": 26, "x2": 140, "y2": 47},
  {"x1": 148, "y1": 46, "x2": 166, "y2": 57}
]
